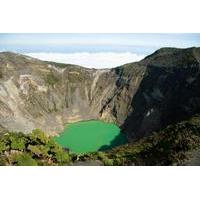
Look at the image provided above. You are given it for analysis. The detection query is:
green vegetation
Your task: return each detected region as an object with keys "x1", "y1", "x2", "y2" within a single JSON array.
[
  {"x1": 0, "y1": 70, "x2": 3, "y2": 79},
  {"x1": 46, "y1": 61, "x2": 69, "y2": 69},
  {"x1": 11, "y1": 153, "x2": 38, "y2": 166},
  {"x1": 0, "y1": 129, "x2": 71, "y2": 166},
  {"x1": 76, "y1": 115, "x2": 200, "y2": 166},
  {"x1": 0, "y1": 116, "x2": 200, "y2": 166},
  {"x1": 96, "y1": 152, "x2": 113, "y2": 166},
  {"x1": 45, "y1": 72, "x2": 59, "y2": 86},
  {"x1": 10, "y1": 134, "x2": 26, "y2": 151}
]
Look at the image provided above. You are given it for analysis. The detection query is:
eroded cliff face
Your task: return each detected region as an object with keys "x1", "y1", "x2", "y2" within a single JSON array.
[
  {"x1": 0, "y1": 52, "x2": 127, "y2": 135},
  {"x1": 0, "y1": 47, "x2": 200, "y2": 140},
  {"x1": 121, "y1": 47, "x2": 200, "y2": 140}
]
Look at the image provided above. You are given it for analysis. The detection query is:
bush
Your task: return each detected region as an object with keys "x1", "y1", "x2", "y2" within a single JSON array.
[
  {"x1": 27, "y1": 144, "x2": 49, "y2": 158},
  {"x1": 10, "y1": 136, "x2": 26, "y2": 151},
  {"x1": 45, "y1": 73, "x2": 59, "y2": 86},
  {"x1": 48, "y1": 143, "x2": 70, "y2": 165},
  {"x1": 0, "y1": 156, "x2": 7, "y2": 165},
  {"x1": 97, "y1": 152, "x2": 113, "y2": 166},
  {"x1": 29, "y1": 129, "x2": 49, "y2": 145},
  {"x1": 0, "y1": 129, "x2": 72, "y2": 166},
  {"x1": 0, "y1": 140, "x2": 7, "y2": 153},
  {"x1": 11, "y1": 153, "x2": 38, "y2": 166},
  {"x1": 54, "y1": 150, "x2": 70, "y2": 165}
]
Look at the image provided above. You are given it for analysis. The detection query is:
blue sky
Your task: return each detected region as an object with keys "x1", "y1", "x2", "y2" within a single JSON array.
[
  {"x1": 0, "y1": 33, "x2": 199, "y2": 68},
  {"x1": 0, "y1": 33, "x2": 199, "y2": 54}
]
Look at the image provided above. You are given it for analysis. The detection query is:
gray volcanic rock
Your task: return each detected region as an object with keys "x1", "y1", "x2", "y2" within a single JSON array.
[
  {"x1": 0, "y1": 52, "x2": 116, "y2": 135},
  {"x1": 0, "y1": 48, "x2": 200, "y2": 141},
  {"x1": 121, "y1": 47, "x2": 200, "y2": 140}
]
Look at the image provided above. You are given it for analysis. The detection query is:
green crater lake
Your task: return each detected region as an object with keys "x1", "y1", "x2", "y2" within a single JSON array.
[{"x1": 54, "y1": 120, "x2": 127, "y2": 154}]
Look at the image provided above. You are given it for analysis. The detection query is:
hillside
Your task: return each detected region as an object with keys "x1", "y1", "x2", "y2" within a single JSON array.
[
  {"x1": 74, "y1": 115, "x2": 200, "y2": 166},
  {"x1": 0, "y1": 47, "x2": 200, "y2": 142},
  {"x1": 1, "y1": 115, "x2": 200, "y2": 166}
]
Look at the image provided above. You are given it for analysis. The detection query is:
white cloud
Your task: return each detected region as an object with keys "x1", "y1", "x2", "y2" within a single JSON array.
[{"x1": 25, "y1": 52, "x2": 145, "y2": 69}]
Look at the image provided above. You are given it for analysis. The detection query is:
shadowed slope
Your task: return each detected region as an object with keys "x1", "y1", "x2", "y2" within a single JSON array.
[{"x1": 0, "y1": 47, "x2": 200, "y2": 141}]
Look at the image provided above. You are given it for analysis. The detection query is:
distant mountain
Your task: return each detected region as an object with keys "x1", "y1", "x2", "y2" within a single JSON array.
[{"x1": 0, "y1": 47, "x2": 200, "y2": 142}]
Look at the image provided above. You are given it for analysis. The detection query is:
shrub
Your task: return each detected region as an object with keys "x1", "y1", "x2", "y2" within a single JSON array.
[
  {"x1": 0, "y1": 129, "x2": 72, "y2": 166},
  {"x1": 96, "y1": 152, "x2": 113, "y2": 166},
  {"x1": 0, "y1": 156, "x2": 7, "y2": 165},
  {"x1": 29, "y1": 129, "x2": 49, "y2": 145},
  {"x1": 0, "y1": 140, "x2": 7, "y2": 153},
  {"x1": 11, "y1": 153, "x2": 38, "y2": 166},
  {"x1": 10, "y1": 136, "x2": 26, "y2": 151},
  {"x1": 27, "y1": 144, "x2": 49, "y2": 158},
  {"x1": 54, "y1": 149, "x2": 70, "y2": 165},
  {"x1": 45, "y1": 72, "x2": 59, "y2": 86}
]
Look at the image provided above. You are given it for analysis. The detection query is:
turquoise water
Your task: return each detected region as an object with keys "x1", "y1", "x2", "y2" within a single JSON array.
[{"x1": 54, "y1": 120, "x2": 127, "y2": 154}]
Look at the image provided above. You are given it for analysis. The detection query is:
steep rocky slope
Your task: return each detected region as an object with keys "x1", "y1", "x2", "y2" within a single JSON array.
[
  {"x1": 0, "y1": 47, "x2": 200, "y2": 141},
  {"x1": 0, "y1": 52, "x2": 122, "y2": 135},
  {"x1": 121, "y1": 47, "x2": 200, "y2": 140},
  {"x1": 75, "y1": 115, "x2": 200, "y2": 166}
]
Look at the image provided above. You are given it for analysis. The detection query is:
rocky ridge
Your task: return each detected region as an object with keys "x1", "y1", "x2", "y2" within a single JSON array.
[{"x1": 0, "y1": 47, "x2": 199, "y2": 141}]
